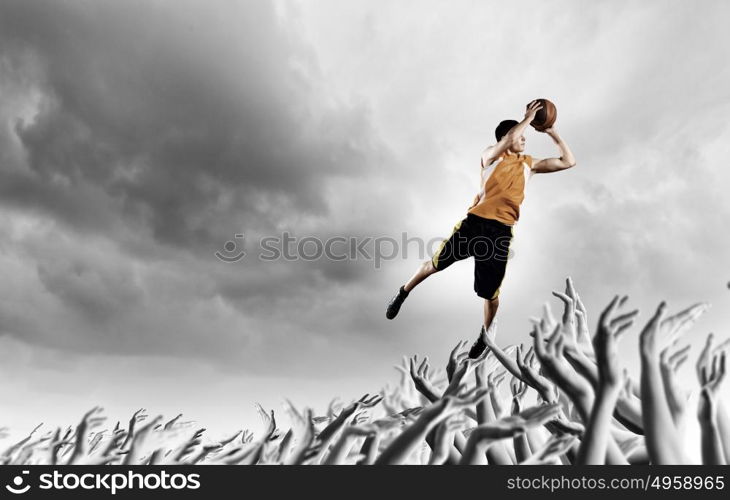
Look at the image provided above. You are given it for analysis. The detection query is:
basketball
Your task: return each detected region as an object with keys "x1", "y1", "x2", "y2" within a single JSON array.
[{"x1": 529, "y1": 98, "x2": 557, "y2": 131}]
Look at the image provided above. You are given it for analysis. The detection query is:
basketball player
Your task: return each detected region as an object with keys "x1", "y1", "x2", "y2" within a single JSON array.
[{"x1": 386, "y1": 100, "x2": 577, "y2": 358}]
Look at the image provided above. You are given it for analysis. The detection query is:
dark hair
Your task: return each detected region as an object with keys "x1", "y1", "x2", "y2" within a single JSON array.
[{"x1": 495, "y1": 120, "x2": 519, "y2": 142}]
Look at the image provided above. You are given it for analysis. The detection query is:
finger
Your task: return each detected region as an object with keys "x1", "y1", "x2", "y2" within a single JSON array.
[
  {"x1": 598, "y1": 295, "x2": 620, "y2": 330},
  {"x1": 526, "y1": 348, "x2": 536, "y2": 366},
  {"x1": 394, "y1": 364, "x2": 408, "y2": 375},
  {"x1": 554, "y1": 333, "x2": 566, "y2": 357},
  {"x1": 717, "y1": 352, "x2": 727, "y2": 385},
  {"x1": 614, "y1": 319, "x2": 635, "y2": 340},
  {"x1": 532, "y1": 325, "x2": 546, "y2": 357},
  {"x1": 667, "y1": 344, "x2": 692, "y2": 365},
  {"x1": 672, "y1": 354, "x2": 690, "y2": 372},
  {"x1": 710, "y1": 354, "x2": 719, "y2": 382},
  {"x1": 543, "y1": 303, "x2": 557, "y2": 326},
  {"x1": 609, "y1": 310, "x2": 640, "y2": 328},
  {"x1": 552, "y1": 291, "x2": 574, "y2": 325},
  {"x1": 713, "y1": 338, "x2": 730, "y2": 354},
  {"x1": 697, "y1": 334, "x2": 715, "y2": 376},
  {"x1": 547, "y1": 324, "x2": 561, "y2": 349},
  {"x1": 665, "y1": 302, "x2": 709, "y2": 327},
  {"x1": 646, "y1": 301, "x2": 668, "y2": 332},
  {"x1": 566, "y1": 277, "x2": 577, "y2": 300}
]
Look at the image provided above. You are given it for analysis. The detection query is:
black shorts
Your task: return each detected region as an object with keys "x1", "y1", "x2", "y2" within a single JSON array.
[{"x1": 431, "y1": 213, "x2": 513, "y2": 300}]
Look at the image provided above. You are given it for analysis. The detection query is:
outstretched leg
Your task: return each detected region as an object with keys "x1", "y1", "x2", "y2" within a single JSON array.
[
  {"x1": 404, "y1": 259, "x2": 439, "y2": 293},
  {"x1": 386, "y1": 260, "x2": 440, "y2": 320}
]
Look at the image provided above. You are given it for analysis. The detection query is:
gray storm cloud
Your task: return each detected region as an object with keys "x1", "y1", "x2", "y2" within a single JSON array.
[{"x1": 0, "y1": 0, "x2": 406, "y2": 370}]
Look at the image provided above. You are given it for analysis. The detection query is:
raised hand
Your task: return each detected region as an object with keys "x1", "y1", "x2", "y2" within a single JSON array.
[
  {"x1": 375, "y1": 387, "x2": 488, "y2": 465},
  {"x1": 553, "y1": 278, "x2": 595, "y2": 357},
  {"x1": 323, "y1": 423, "x2": 380, "y2": 465},
  {"x1": 698, "y1": 351, "x2": 726, "y2": 423},
  {"x1": 256, "y1": 404, "x2": 280, "y2": 442},
  {"x1": 188, "y1": 442, "x2": 225, "y2": 465},
  {"x1": 326, "y1": 397, "x2": 343, "y2": 421},
  {"x1": 164, "y1": 413, "x2": 183, "y2": 431},
  {"x1": 428, "y1": 416, "x2": 465, "y2": 465},
  {"x1": 67, "y1": 407, "x2": 106, "y2": 465},
  {"x1": 510, "y1": 378, "x2": 528, "y2": 409},
  {"x1": 695, "y1": 334, "x2": 730, "y2": 380},
  {"x1": 517, "y1": 344, "x2": 557, "y2": 404},
  {"x1": 659, "y1": 343, "x2": 692, "y2": 431},
  {"x1": 158, "y1": 428, "x2": 206, "y2": 465},
  {"x1": 594, "y1": 295, "x2": 636, "y2": 390},
  {"x1": 46, "y1": 428, "x2": 74, "y2": 466},
  {"x1": 524, "y1": 100, "x2": 544, "y2": 121},
  {"x1": 444, "y1": 354, "x2": 486, "y2": 398},
  {"x1": 122, "y1": 415, "x2": 163, "y2": 465},
  {"x1": 447, "y1": 340, "x2": 469, "y2": 382},
  {"x1": 82, "y1": 428, "x2": 127, "y2": 465},
  {"x1": 533, "y1": 322, "x2": 591, "y2": 405},
  {"x1": 639, "y1": 302, "x2": 687, "y2": 464},
  {"x1": 546, "y1": 418, "x2": 585, "y2": 438},
  {"x1": 409, "y1": 355, "x2": 440, "y2": 403},
  {"x1": 355, "y1": 394, "x2": 383, "y2": 410},
  {"x1": 520, "y1": 434, "x2": 578, "y2": 465},
  {"x1": 0, "y1": 423, "x2": 45, "y2": 465},
  {"x1": 618, "y1": 435, "x2": 645, "y2": 460},
  {"x1": 576, "y1": 296, "x2": 635, "y2": 464},
  {"x1": 697, "y1": 350, "x2": 727, "y2": 465},
  {"x1": 285, "y1": 408, "x2": 317, "y2": 465},
  {"x1": 642, "y1": 302, "x2": 709, "y2": 357},
  {"x1": 661, "y1": 303, "x2": 710, "y2": 347},
  {"x1": 488, "y1": 371, "x2": 509, "y2": 418},
  {"x1": 460, "y1": 403, "x2": 561, "y2": 464},
  {"x1": 121, "y1": 408, "x2": 147, "y2": 449}
]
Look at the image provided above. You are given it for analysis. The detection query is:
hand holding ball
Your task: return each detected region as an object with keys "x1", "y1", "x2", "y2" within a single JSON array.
[{"x1": 528, "y1": 98, "x2": 557, "y2": 131}]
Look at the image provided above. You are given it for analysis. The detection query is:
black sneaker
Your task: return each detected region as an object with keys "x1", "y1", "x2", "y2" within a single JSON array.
[
  {"x1": 386, "y1": 286, "x2": 410, "y2": 320},
  {"x1": 468, "y1": 326, "x2": 488, "y2": 359}
]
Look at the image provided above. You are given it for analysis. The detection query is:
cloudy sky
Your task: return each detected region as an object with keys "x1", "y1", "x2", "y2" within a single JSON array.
[{"x1": 0, "y1": 0, "x2": 729, "y2": 436}]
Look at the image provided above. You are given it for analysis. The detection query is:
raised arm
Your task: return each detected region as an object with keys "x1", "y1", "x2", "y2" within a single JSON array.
[
  {"x1": 531, "y1": 128, "x2": 577, "y2": 173},
  {"x1": 697, "y1": 345, "x2": 727, "y2": 465},
  {"x1": 577, "y1": 296, "x2": 636, "y2": 464},
  {"x1": 481, "y1": 101, "x2": 543, "y2": 166},
  {"x1": 639, "y1": 302, "x2": 687, "y2": 464},
  {"x1": 375, "y1": 389, "x2": 488, "y2": 465}
]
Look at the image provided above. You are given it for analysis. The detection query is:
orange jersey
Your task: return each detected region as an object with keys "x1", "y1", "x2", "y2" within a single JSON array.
[{"x1": 468, "y1": 151, "x2": 534, "y2": 226}]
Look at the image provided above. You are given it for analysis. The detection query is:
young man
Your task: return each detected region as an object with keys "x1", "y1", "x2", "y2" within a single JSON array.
[{"x1": 385, "y1": 100, "x2": 577, "y2": 358}]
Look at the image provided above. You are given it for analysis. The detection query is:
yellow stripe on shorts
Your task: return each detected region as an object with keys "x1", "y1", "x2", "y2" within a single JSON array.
[{"x1": 432, "y1": 220, "x2": 463, "y2": 269}]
